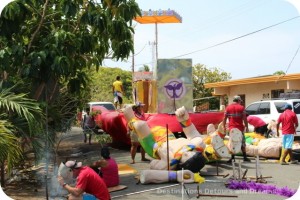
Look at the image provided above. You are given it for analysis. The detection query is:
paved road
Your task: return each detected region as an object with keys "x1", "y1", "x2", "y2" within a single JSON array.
[
  {"x1": 110, "y1": 149, "x2": 300, "y2": 200},
  {"x1": 4, "y1": 126, "x2": 300, "y2": 200}
]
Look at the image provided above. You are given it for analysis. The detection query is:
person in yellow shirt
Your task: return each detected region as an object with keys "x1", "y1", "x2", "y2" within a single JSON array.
[{"x1": 112, "y1": 76, "x2": 124, "y2": 109}]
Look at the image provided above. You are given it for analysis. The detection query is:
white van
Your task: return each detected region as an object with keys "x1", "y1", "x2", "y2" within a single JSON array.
[{"x1": 245, "y1": 99, "x2": 300, "y2": 135}]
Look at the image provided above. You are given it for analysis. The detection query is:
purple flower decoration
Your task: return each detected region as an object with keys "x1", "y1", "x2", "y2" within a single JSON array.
[{"x1": 227, "y1": 180, "x2": 296, "y2": 198}]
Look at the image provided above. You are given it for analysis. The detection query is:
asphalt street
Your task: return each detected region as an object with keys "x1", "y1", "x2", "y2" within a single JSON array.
[
  {"x1": 3, "y1": 127, "x2": 300, "y2": 200},
  {"x1": 106, "y1": 137, "x2": 300, "y2": 200}
]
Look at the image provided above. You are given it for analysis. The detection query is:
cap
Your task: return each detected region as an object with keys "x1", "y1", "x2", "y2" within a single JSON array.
[
  {"x1": 233, "y1": 95, "x2": 242, "y2": 102},
  {"x1": 65, "y1": 160, "x2": 82, "y2": 169},
  {"x1": 135, "y1": 101, "x2": 145, "y2": 107},
  {"x1": 284, "y1": 103, "x2": 292, "y2": 110}
]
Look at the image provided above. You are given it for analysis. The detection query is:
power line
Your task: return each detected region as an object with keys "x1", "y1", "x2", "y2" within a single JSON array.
[
  {"x1": 285, "y1": 43, "x2": 300, "y2": 74},
  {"x1": 134, "y1": 15, "x2": 300, "y2": 68},
  {"x1": 161, "y1": 0, "x2": 269, "y2": 46},
  {"x1": 173, "y1": 15, "x2": 300, "y2": 59}
]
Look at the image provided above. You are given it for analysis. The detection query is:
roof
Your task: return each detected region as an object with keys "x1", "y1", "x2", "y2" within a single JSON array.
[
  {"x1": 134, "y1": 9, "x2": 182, "y2": 24},
  {"x1": 204, "y1": 73, "x2": 300, "y2": 88}
]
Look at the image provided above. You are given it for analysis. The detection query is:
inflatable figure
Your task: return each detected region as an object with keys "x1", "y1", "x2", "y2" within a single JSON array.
[{"x1": 124, "y1": 106, "x2": 207, "y2": 172}]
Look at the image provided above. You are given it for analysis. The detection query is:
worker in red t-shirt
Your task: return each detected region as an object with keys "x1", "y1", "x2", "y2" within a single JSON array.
[
  {"x1": 58, "y1": 160, "x2": 110, "y2": 200},
  {"x1": 277, "y1": 104, "x2": 298, "y2": 165},
  {"x1": 223, "y1": 95, "x2": 251, "y2": 163},
  {"x1": 246, "y1": 115, "x2": 268, "y2": 136}
]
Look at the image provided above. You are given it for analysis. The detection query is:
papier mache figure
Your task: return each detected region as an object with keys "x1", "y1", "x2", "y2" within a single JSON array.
[
  {"x1": 124, "y1": 106, "x2": 238, "y2": 173},
  {"x1": 124, "y1": 106, "x2": 206, "y2": 172},
  {"x1": 207, "y1": 123, "x2": 244, "y2": 156},
  {"x1": 138, "y1": 122, "x2": 244, "y2": 185}
]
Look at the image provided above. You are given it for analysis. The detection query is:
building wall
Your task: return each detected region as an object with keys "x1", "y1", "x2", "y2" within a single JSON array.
[
  {"x1": 287, "y1": 80, "x2": 300, "y2": 89},
  {"x1": 225, "y1": 81, "x2": 290, "y2": 106}
]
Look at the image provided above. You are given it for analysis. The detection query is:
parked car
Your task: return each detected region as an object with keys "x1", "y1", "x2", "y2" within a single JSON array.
[{"x1": 245, "y1": 99, "x2": 300, "y2": 135}]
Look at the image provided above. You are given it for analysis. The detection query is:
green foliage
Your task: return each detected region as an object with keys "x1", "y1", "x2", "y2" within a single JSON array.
[
  {"x1": 87, "y1": 67, "x2": 133, "y2": 104},
  {"x1": 91, "y1": 110, "x2": 101, "y2": 117},
  {"x1": 94, "y1": 133, "x2": 113, "y2": 145},
  {"x1": 0, "y1": 82, "x2": 44, "y2": 173},
  {"x1": 0, "y1": 0, "x2": 140, "y2": 101},
  {"x1": 273, "y1": 70, "x2": 285, "y2": 75},
  {"x1": 0, "y1": 120, "x2": 23, "y2": 172},
  {"x1": 193, "y1": 64, "x2": 231, "y2": 109},
  {"x1": 0, "y1": 0, "x2": 140, "y2": 161},
  {"x1": 0, "y1": 0, "x2": 140, "y2": 181},
  {"x1": 138, "y1": 65, "x2": 150, "y2": 72}
]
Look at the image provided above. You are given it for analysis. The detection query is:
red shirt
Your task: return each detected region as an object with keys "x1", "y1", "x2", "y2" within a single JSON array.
[
  {"x1": 277, "y1": 109, "x2": 298, "y2": 134},
  {"x1": 101, "y1": 158, "x2": 119, "y2": 187},
  {"x1": 247, "y1": 116, "x2": 266, "y2": 128},
  {"x1": 76, "y1": 166, "x2": 110, "y2": 200},
  {"x1": 225, "y1": 102, "x2": 246, "y2": 132}
]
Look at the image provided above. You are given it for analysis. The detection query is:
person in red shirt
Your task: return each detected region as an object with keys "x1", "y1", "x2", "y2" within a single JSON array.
[
  {"x1": 277, "y1": 103, "x2": 298, "y2": 165},
  {"x1": 58, "y1": 160, "x2": 110, "y2": 200},
  {"x1": 223, "y1": 95, "x2": 251, "y2": 162},
  {"x1": 91, "y1": 147, "x2": 120, "y2": 187},
  {"x1": 246, "y1": 115, "x2": 268, "y2": 136}
]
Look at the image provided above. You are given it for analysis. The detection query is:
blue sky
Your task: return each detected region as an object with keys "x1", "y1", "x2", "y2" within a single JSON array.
[
  {"x1": 1, "y1": 0, "x2": 300, "y2": 80},
  {"x1": 104, "y1": 0, "x2": 300, "y2": 79}
]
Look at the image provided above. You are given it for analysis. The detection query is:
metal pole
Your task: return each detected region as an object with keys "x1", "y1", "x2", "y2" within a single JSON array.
[
  {"x1": 132, "y1": 32, "x2": 136, "y2": 102},
  {"x1": 155, "y1": 23, "x2": 158, "y2": 62},
  {"x1": 166, "y1": 124, "x2": 169, "y2": 171},
  {"x1": 154, "y1": 22, "x2": 158, "y2": 80}
]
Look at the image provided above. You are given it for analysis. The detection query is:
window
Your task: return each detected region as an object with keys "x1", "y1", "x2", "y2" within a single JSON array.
[
  {"x1": 293, "y1": 102, "x2": 300, "y2": 114},
  {"x1": 246, "y1": 103, "x2": 260, "y2": 115},
  {"x1": 257, "y1": 102, "x2": 270, "y2": 114},
  {"x1": 271, "y1": 89, "x2": 284, "y2": 99},
  {"x1": 246, "y1": 102, "x2": 270, "y2": 115},
  {"x1": 274, "y1": 102, "x2": 286, "y2": 113},
  {"x1": 93, "y1": 103, "x2": 116, "y2": 111}
]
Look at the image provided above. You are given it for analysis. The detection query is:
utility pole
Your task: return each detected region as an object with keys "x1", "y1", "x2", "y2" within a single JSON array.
[{"x1": 149, "y1": 41, "x2": 156, "y2": 73}]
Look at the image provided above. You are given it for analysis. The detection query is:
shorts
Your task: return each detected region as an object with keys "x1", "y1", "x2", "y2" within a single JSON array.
[
  {"x1": 83, "y1": 193, "x2": 97, "y2": 200},
  {"x1": 117, "y1": 96, "x2": 123, "y2": 104},
  {"x1": 114, "y1": 92, "x2": 123, "y2": 104},
  {"x1": 130, "y1": 131, "x2": 139, "y2": 143},
  {"x1": 282, "y1": 134, "x2": 294, "y2": 149}
]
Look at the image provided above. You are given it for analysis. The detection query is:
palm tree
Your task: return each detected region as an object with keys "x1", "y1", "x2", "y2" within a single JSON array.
[
  {"x1": 0, "y1": 120, "x2": 22, "y2": 186},
  {"x1": 0, "y1": 82, "x2": 44, "y2": 186}
]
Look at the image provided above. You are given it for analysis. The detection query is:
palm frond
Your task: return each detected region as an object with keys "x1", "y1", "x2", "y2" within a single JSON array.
[{"x1": 0, "y1": 120, "x2": 23, "y2": 172}]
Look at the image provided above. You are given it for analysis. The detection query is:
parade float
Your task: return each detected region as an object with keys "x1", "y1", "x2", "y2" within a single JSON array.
[{"x1": 92, "y1": 58, "x2": 225, "y2": 148}]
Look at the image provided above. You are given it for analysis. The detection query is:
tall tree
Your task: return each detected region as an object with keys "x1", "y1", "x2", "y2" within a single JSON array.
[
  {"x1": 0, "y1": 0, "x2": 140, "y2": 102},
  {"x1": 0, "y1": 0, "x2": 141, "y2": 181},
  {"x1": 193, "y1": 64, "x2": 231, "y2": 109},
  {"x1": 0, "y1": 0, "x2": 140, "y2": 133}
]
